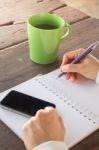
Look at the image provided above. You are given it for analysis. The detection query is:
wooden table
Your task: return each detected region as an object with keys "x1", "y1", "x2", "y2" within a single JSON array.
[{"x1": 0, "y1": 0, "x2": 99, "y2": 150}]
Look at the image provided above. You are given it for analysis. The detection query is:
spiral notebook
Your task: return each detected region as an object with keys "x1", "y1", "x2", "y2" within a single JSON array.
[{"x1": 0, "y1": 69, "x2": 99, "y2": 149}]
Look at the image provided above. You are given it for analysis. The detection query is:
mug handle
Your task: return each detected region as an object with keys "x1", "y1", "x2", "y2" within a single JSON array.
[{"x1": 61, "y1": 23, "x2": 72, "y2": 41}]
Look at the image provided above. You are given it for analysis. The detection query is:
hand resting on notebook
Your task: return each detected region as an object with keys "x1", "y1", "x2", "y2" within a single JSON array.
[
  {"x1": 22, "y1": 49, "x2": 99, "y2": 150},
  {"x1": 22, "y1": 107, "x2": 66, "y2": 150},
  {"x1": 60, "y1": 49, "x2": 99, "y2": 83}
]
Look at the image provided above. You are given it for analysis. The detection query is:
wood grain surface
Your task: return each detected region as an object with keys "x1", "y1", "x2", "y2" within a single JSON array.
[
  {"x1": 0, "y1": 3, "x2": 88, "y2": 50},
  {"x1": 0, "y1": 0, "x2": 99, "y2": 150}
]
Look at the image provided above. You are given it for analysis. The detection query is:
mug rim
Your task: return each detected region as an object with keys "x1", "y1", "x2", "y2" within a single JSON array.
[{"x1": 27, "y1": 12, "x2": 65, "y2": 30}]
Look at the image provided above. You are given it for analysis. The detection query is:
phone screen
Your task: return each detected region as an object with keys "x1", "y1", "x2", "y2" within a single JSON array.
[{"x1": 0, "y1": 90, "x2": 55, "y2": 117}]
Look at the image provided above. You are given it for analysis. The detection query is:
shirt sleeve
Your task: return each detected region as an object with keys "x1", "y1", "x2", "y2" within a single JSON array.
[
  {"x1": 96, "y1": 71, "x2": 99, "y2": 84},
  {"x1": 33, "y1": 141, "x2": 68, "y2": 150}
]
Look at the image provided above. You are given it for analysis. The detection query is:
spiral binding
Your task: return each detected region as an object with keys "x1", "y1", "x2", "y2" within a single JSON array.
[{"x1": 35, "y1": 75, "x2": 99, "y2": 125}]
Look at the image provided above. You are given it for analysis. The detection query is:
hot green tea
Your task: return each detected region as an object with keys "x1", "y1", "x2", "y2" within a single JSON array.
[{"x1": 34, "y1": 24, "x2": 58, "y2": 30}]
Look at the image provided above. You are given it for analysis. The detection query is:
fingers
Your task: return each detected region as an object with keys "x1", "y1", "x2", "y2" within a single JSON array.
[
  {"x1": 65, "y1": 73, "x2": 71, "y2": 80},
  {"x1": 35, "y1": 107, "x2": 58, "y2": 120},
  {"x1": 60, "y1": 49, "x2": 99, "y2": 81},
  {"x1": 36, "y1": 109, "x2": 45, "y2": 118},
  {"x1": 44, "y1": 107, "x2": 60, "y2": 120},
  {"x1": 60, "y1": 48, "x2": 84, "y2": 67},
  {"x1": 23, "y1": 107, "x2": 61, "y2": 129},
  {"x1": 36, "y1": 107, "x2": 55, "y2": 115},
  {"x1": 44, "y1": 106, "x2": 55, "y2": 113},
  {"x1": 65, "y1": 73, "x2": 80, "y2": 83},
  {"x1": 68, "y1": 73, "x2": 76, "y2": 82},
  {"x1": 69, "y1": 73, "x2": 79, "y2": 83},
  {"x1": 60, "y1": 49, "x2": 84, "y2": 83},
  {"x1": 61, "y1": 63, "x2": 82, "y2": 73}
]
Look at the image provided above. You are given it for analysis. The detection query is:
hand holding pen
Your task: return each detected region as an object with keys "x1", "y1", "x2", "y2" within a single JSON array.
[{"x1": 59, "y1": 41, "x2": 99, "y2": 83}]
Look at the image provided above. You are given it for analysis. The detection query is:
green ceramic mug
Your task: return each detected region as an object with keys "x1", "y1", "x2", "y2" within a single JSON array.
[{"x1": 27, "y1": 13, "x2": 72, "y2": 64}]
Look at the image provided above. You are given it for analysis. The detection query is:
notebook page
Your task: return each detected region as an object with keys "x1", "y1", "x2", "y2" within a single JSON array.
[
  {"x1": 44, "y1": 69, "x2": 99, "y2": 124},
  {"x1": 34, "y1": 74, "x2": 99, "y2": 148},
  {"x1": 0, "y1": 74, "x2": 99, "y2": 149},
  {"x1": 0, "y1": 75, "x2": 69, "y2": 138}
]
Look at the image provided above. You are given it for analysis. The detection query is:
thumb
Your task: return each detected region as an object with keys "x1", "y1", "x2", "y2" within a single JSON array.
[{"x1": 61, "y1": 64, "x2": 81, "y2": 73}]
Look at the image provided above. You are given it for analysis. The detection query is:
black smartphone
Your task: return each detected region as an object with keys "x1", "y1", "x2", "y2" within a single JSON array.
[{"x1": 0, "y1": 90, "x2": 55, "y2": 117}]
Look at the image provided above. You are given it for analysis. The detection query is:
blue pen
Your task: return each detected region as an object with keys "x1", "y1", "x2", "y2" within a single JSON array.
[{"x1": 58, "y1": 41, "x2": 99, "y2": 78}]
